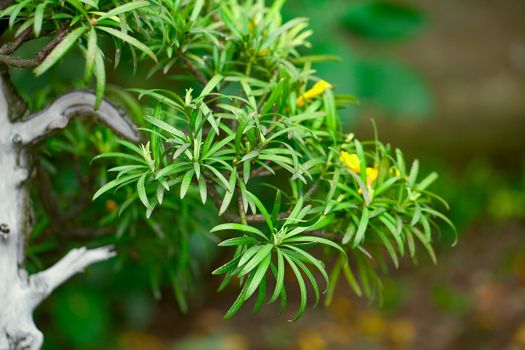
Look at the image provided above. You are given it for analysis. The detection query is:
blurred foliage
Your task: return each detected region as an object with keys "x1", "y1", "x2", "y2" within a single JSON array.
[
  {"x1": 283, "y1": 0, "x2": 433, "y2": 121},
  {"x1": 342, "y1": 1, "x2": 425, "y2": 41}
]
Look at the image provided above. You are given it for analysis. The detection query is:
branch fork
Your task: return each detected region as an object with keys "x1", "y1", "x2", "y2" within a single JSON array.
[{"x1": 0, "y1": 81, "x2": 139, "y2": 349}]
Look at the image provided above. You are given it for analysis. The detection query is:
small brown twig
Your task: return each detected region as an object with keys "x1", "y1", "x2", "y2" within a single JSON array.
[
  {"x1": 251, "y1": 159, "x2": 275, "y2": 178},
  {"x1": 206, "y1": 180, "x2": 289, "y2": 223},
  {"x1": 0, "y1": 26, "x2": 34, "y2": 55},
  {"x1": 0, "y1": 25, "x2": 69, "y2": 68},
  {"x1": 0, "y1": 0, "x2": 14, "y2": 10},
  {"x1": 181, "y1": 55, "x2": 208, "y2": 86}
]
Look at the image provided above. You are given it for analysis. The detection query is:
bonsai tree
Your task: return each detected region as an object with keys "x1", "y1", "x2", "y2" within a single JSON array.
[{"x1": 0, "y1": 0, "x2": 454, "y2": 348}]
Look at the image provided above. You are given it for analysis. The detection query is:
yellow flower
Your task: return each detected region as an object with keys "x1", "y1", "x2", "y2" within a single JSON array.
[
  {"x1": 339, "y1": 151, "x2": 361, "y2": 173},
  {"x1": 366, "y1": 167, "x2": 379, "y2": 187},
  {"x1": 388, "y1": 166, "x2": 401, "y2": 177},
  {"x1": 258, "y1": 49, "x2": 269, "y2": 57},
  {"x1": 340, "y1": 152, "x2": 379, "y2": 193},
  {"x1": 296, "y1": 80, "x2": 333, "y2": 107}
]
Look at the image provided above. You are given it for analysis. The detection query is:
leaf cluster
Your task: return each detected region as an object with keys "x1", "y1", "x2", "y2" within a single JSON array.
[{"x1": 2, "y1": 0, "x2": 455, "y2": 319}]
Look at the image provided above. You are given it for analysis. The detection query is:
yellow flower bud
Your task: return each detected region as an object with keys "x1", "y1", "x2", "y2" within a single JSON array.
[
  {"x1": 296, "y1": 80, "x2": 333, "y2": 107},
  {"x1": 389, "y1": 167, "x2": 401, "y2": 177},
  {"x1": 339, "y1": 151, "x2": 361, "y2": 173},
  {"x1": 258, "y1": 49, "x2": 269, "y2": 57},
  {"x1": 366, "y1": 167, "x2": 379, "y2": 187}
]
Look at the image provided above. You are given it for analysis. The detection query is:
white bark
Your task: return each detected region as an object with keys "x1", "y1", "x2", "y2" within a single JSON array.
[{"x1": 0, "y1": 79, "x2": 139, "y2": 349}]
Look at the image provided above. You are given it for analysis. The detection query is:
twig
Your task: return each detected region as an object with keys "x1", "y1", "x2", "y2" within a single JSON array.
[
  {"x1": 206, "y1": 181, "x2": 288, "y2": 223},
  {"x1": 0, "y1": 25, "x2": 69, "y2": 69},
  {"x1": 181, "y1": 55, "x2": 208, "y2": 86},
  {"x1": 237, "y1": 193, "x2": 247, "y2": 225},
  {"x1": 0, "y1": 26, "x2": 34, "y2": 55},
  {"x1": 0, "y1": 55, "x2": 39, "y2": 68},
  {"x1": 308, "y1": 230, "x2": 340, "y2": 240},
  {"x1": 207, "y1": 183, "x2": 238, "y2": 222},
  {"x1": 0, "y1": 0, "x2": 14, "y2": 10},
  {"x1": 251, "y1": 159, "x2": 275, "y2": 178}
]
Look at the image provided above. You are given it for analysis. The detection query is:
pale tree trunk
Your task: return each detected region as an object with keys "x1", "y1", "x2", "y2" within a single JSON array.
[{"x1": 0, "y1": 70, "x2": 139, "y2": 350}]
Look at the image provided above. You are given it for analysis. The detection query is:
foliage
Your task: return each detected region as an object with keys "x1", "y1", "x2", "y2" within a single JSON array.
[{"x1": 1, "y1": 0, "x2": 453, "y2": 320}]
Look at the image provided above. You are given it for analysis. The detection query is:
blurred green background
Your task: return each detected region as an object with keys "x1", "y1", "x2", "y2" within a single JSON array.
[{"x1": 15, "y1": 0, "x2": 525, "y2": 349}]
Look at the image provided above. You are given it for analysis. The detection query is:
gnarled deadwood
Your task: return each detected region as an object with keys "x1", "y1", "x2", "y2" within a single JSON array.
[
  {"x1": 0, "y1": 77, "x2": 139, "y2": 349},
  {"x1": 12, "y1": 91, "x2": 140, "y2": 145}
]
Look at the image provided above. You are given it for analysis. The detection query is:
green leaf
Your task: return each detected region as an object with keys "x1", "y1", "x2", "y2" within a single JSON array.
[
  {"x1": 416, "y1": 172, "x2": 438, "y2": 191},
  {"x1": 412, "y1": 227, "x2": 437, "y2": 264},
  {"x1": 79, "y1": 0, "x2": 98, "y2": 7},
  {"x1": 137, "y1": 172, "x2": 149, "y2": 208},
  {"x1": 375, "y1": 228, "x2": 399, "y2": 268},
  {"x1": 238, "y1": 244, "x2": 273, "y2": 276},
  {"x1": 219, "y1": 237, "x2": 258, "y2": 247},
  {"x1": 145, "y1": 116, "x2": 186, "y2": 140},
  {"x1": 293, "y1": 258, "x2": 320, "y2": 307},
  {"x1": 190, "y1": 0, "x2": 204, "y2": 22},
  {"x1": 261, "y1": 80, "x2": 283, "y2": 115},
  {"x1": 97, "y1": 26, "x2": 157, "y2": 62},
  {"x1": 200, "y1": 74, "x2": 223, "y2": 96},
  {"x1": 282, "y1": 252, "x2": 307, "y2": 321},
  {"x1": 325, "y1": 257, "x2": 342, "y2": 306},
  {"x1": 92, "y1": 173, "x2": 141, "y2": 200},
  {"x1": 34, "y1": 2, "x2": 46, "y2": 37},
  {"x1": 211, "y1": 223, "x2": 267, "y2": 240},
  {"x1": 246, "y1": 192, "x2": 273, "y2": 233},
  {"x1": 420, "y1": 207, "x2": 456, "y2": 232},
  {"x1": 8, "y1": 0, "x2": 30, "y2": 29},
  {"x1": 284, "y1": 236, "x2": 347, "y2": 258},
  {"x1": 93, "y1": 47, "x2": 105, "y2": 108},
  {"x1": 407, "y1": 160, "x2": 419, "y2": 187},
  {"x1": 212, "y1": 256, "x2": 242, "y2": 276},
  {"x1": 253, "y1": 277, "x2": 267, "y2": 314},
  {"x1": 284, "y1": 196, "x2": 304, "y2": 226},
  {"x1": 271, "y1": 191, "x2": 282, "y2": 222},
  {"x1": 93, "y1": 152, "x2": 146, "y2": 164},
  {"x1": 198, "y1": 176, "x2": 207, "y2": 204},
  {"x1": 269, "y1": 248, "x2": 285, "y2": 303},
  {"x1": 169, "y1": 268, "x2": 188, "y2": 314},
  {"x1": 34, "y1": 26, "x2": 87, "y2": 76},
  {"x1": 224, "y1": 273, "x2": 253, "y2": 319},
  {"x1": 180, "y1": 170, "x2": 194, "y2": 198},
  {"x1": 244, "y1": 254, "x2": 271, "y2": 300},
  {"x1": 84, "y1": 27, "x2": 97, "y2": 81},
  {"x1": 354, "y1": 206, "x2": 369, "y2": 246},
  {"x1": 342, "y1": 260, "x2": 363, "y2": 297},
  {"x1": 284, "y1": 245, "x2": 329, "y2": 292},
  {"x1": 219, "y1": 169, "x2": 237, "y2": 215},
  {"x1": 116, "y1": 139, "x2": 145, "y2": 156},
  {"x1": 97, "y1": 1, "x2": 150, "y2": 22},
  {"x1": 374, "y1": 176, "x2": 399, "y2": 197},
  {"x1": 203, "y1": 165, "x2": 231, "y2": 192},
  {"x1": 155, "y1": 162, "x2": 189, "y2": 180}
]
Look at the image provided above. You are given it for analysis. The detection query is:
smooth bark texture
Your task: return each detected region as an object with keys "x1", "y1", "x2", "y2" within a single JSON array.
[{"x1": 0, "y1": 73, "x2": 138, "y2": 350}]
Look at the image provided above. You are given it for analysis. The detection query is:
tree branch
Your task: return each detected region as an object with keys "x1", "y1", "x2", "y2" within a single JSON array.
[
  {"x1": 0, "y1": 26, "x2": 34, "y2": 55},
  {"x1": 0, "y1": 0, "x2": 14, "y2": 11},
  {"x1": 0, "y1": 25, "x2": 69, "y2": 69},
  {"x1": 29, "y1": 246, "x2": 115, "y2": 303},
  {"x1": 0, "y1": 54, "x2": 39, "y2": 68},
  {"x1": 12, "y1": 90, "x2": 140, "y2": 145},
  {"x1": 181, "y1": 55, "x2": 208, "y2": 86}
]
